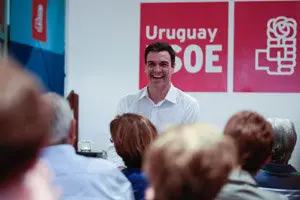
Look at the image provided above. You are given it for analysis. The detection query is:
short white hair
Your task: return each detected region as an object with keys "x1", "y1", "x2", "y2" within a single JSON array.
[
  {"x1": 43, "y1": 92, "x2": 74, "y2": 144},
  {"x1": 267, "y1": 117, "x2": 297, "y2": 164}
]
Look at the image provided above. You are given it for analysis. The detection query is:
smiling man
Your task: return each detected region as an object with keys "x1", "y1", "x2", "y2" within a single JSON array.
[{"x1": 108, "y1": 42, "x2": 201, "y2": 167}]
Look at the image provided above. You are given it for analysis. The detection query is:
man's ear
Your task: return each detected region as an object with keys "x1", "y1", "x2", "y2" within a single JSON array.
[
  {"x1": 68, "y1": 119, "x2": 77, "y2": 146},
  {"x1": 171, "y1": 63, "x2": 175, "y2": 73},
  {"x1": 145, "y1": 187, "x2": 155, "y2": 200}
]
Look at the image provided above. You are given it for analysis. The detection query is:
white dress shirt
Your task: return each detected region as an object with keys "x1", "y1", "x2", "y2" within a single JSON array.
[
  {"x1": 107, "y1": 84, "x2": 201, "y2": 167},
  {"x1": 41, "y1": 144, "x2": 134, "y2": 200}
]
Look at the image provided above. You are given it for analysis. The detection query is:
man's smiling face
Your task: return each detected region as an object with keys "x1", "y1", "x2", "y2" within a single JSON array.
[{"x1": 145, "y1": 51, "x2": 174, "y2": 87}]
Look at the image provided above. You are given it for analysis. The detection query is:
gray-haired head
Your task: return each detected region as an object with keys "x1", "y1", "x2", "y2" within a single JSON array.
[
  {"x1": 42, "y1": 92, "x2": 74, "y2": 144},
  {"x1": 267, "y1": 118, "x2": 297, "y2": 164}
]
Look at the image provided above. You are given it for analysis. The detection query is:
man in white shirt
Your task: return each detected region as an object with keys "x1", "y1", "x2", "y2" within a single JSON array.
[
  {"x1": 108, "y1": 42, "x2": 201, "y2": 167},
  {"x1": 41, "y1": 93, "x2": 134, "y2": 200}
]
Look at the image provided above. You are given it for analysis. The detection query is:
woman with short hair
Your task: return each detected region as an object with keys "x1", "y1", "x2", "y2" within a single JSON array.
[{"x1": 110, "y1": 113, "x2": 158, "y2": 200}]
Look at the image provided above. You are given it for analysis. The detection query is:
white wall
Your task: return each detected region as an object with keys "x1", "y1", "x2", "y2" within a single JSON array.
[{"x1": 65, "y1": 0, "x2": 300, "y2": 170}]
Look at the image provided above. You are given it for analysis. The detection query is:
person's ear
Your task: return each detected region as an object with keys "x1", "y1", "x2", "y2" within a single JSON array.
[
  {"x1": 145, "y1": 187, "x2": 155, "y2": 200},
  {"x1": 68, "y1": 119, "x2": 76, "y2": 145},
  {"x1": 171, "y1": 62, "x2": 175, "y2": 68},
  {"x1": 170, "y1": 63, "x2": 175, "y2": 74},
  {"x1": 145, "y1": 63, "x2": 148, "y2": 73}
]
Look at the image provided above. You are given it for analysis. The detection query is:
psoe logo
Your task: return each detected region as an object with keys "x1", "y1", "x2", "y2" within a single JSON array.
[
  {"x1": 255, "y1": 16, "x2": 297, "y2": 75},
  {"x1": 35, "y1": 4, "x2": 44, "y2": 33}
]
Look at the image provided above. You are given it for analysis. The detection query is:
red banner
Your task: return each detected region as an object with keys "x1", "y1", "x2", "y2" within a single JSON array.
[
  {"x1": 234, "y1": 1, "x2": 300, "y2": 93},
  {"x1": 0, "y1": 0, "x2": 4, "y2": 35},
  {"x1": 32, "y1": 0, "x2": 47, "y2": 42},
  {"x1": 140, "y1": 2, "x2": 228, "y2": 92}
]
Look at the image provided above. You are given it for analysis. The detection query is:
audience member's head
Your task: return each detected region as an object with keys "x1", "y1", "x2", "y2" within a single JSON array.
[
  {"x1": 0, "y1": 59, "x2": 53, "y2": 187},
  {"x1": 110, "y1": 113, "x2": 158, "y2": 168},
  {"x1": 143, "y1": 124, "x2": 237, "y2": 200},
  {"x1": 224, "y1": 111, "x2": 274, "y2": 175},
  {"x1": 42, "y1": 92, "x2": 75, "y2": 146},
  {"x1": 267, "y1": 118, "x2": 297, "y2": 165}
]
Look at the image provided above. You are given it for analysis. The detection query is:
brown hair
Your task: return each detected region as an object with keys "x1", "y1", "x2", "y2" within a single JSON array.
[
  {"x1": 143, "y1": 124, "x2": 237, "y2": 200},
  {"x1": 110, "y1": 113, "x2": 158, "y2": 168},
  {"x1": 224, "y1": 111, "x2": 274, "y2": 174},
  {"x1": 0, "y1": 59, "x2": 52, "y2": 186}
]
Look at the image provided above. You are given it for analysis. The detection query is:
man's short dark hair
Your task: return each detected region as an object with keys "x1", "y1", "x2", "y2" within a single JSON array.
[{"x1": 144, "y1": 42, "x2": 176, "y2": 65}]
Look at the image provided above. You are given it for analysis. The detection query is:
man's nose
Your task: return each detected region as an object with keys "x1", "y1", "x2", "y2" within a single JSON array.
[{"x1": 153, "y1": 65, "x2": 162, "y2": 72}]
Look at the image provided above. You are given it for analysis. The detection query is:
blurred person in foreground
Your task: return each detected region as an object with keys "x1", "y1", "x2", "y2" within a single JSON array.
[
  {"x1": 110, "y1": 113, "x2": 158, "y2": 200},
  {"x1": 255, "y1": 118, "x2": 300, "y2": 199},
  {"x1": 143, "y1": 123, "x2": 237, "y2": 200},
  {"x1": 0, "y1": 59, "x2": 58, "y2": 200},
  {"x1": 40, "y1": 92, "x2": 134, "y2": 200},
  {"x1": 217, "y1": 111, "x2": 288, "y2": 200}
]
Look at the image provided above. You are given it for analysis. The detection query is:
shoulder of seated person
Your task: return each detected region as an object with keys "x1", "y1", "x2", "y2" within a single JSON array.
[{"x1": 83, "y1": 157, "x2": 122, "y2": 173}]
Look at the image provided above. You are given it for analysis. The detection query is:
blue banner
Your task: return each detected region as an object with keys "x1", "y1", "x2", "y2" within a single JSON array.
[{"x1": 9, "y1": 0, "x2": 65, "y2": 95}]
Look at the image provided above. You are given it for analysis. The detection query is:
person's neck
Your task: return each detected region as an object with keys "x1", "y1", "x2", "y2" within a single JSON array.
[
  {"x1": 269, "y1": 161, "x2": 288, "y2": 165},
  {"x1": 237, "y1": 166, "x2": 258, "y2": 177},
  {"x1": 148, "y1": 83, "x2": 171, "y2": 104},
  {"x1": 48, "y1": 138, "x2": 69, "y2": 147}
]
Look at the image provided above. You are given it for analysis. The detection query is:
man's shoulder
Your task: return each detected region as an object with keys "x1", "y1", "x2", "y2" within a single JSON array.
[
  {"x1": 51, "y1": 155, "x2": 134, "y2": 200},
  {"x1": 218, "y1": 184, "x2": 287, "y2": 200},
  {"x1": 118, "y1": 89, "x2": 144, "y2": 104},
  {"x1": 83, "y1": 156, "x2": 122, "y2": 174},
  {"x1": 119, "y1": 92, "x2": 140, "y2": 102},
  {"x1": 174, "y1": 86, "x2": 199, "y2": 106},
  {"x1": 218, "y1": 175, "x2": 288, "y2": 200},
  {"x1": 217, "y1": 189, "x2": 287, "y2": 200},
  {"x1": 41, "y1": 147, "x2": 121, "y2": 176},
  {"x1": 52, "y1": 152, "x2": 122, "y2": 175}
]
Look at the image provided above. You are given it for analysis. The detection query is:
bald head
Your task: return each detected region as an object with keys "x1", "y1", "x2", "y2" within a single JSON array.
[{"x1": 0, "y1": 59, "x2": 52, "y2": 186}]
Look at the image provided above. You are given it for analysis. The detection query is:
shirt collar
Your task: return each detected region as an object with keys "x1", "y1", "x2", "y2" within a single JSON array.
[
  {"x1": 138, "y1": 84, "x2": 177, "y2": 104},
  {"x1": 263, "y1": 163, "x2": 297, "y2": 174},
  {"x1": 41, "y1": 144, "x2": 75, "y2": 158},
  {"x1": 138, "y1": 87, "x2": 148, "y2": 100},
  {"x1": 165, "y1": 84, "x2": 177, "y2": 104}
]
